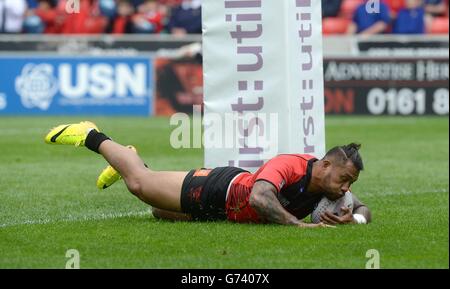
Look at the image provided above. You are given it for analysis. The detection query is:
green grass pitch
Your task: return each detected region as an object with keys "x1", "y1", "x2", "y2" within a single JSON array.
[{"x1": 0, "y1": 116, "x2": 448, "y2": 268}]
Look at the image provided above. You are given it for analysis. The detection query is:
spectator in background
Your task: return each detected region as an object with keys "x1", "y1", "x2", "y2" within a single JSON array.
[
  {"x1": 0, "y1": 0, "x2": 27, "y2": 33},
  {"x1": 322, "y1": 0, "x2": 343, "y2": 18},
  {"x1": 132, "y1": 0, "x2": 164, "y2": 33},
  {"x1": 155, "y1": 0, "x2": 181, "y2": 25},
  {"x1": 425, "y1": 0, "x2": 447, "y2": 16},
  {"x1": 106, "y1": 0, "x2": 135, "y2": 34},
  {"x1": 424, "y1": 0, "x2": 448, "y2": 32},
  {"x1": 385, "y1": 0, "x2": 405, "y2": 18},
  {"x1": 130, "y1": 0, "x2": 144, "y2": 8},
  {"x1": 158, "y1": 0, "x2": 182, "y2": 20},
  {"x1": 167, "y1": 0, "x2": 201, "y2": 35},
  {"x1": 158, "y1": 0, "x2": 182, "y2": 7},
  {"x1": 347, "y1": 0, "x2": 391, "y2": 35},
  {"x1": 393, "y1": 0, "x2": 426, "y2": 34},
  {"x1": 27, "y1": 0, "x2": 64, "y2": 34},
  {"x1": 26, "y1": 0, "x2": 39, "y2": 9},
  {"x1": 57, "y1": 0, "x2": 108, "y2": 34}
]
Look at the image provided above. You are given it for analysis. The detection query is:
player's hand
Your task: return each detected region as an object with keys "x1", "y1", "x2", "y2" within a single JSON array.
[
  {"x1": 297, "y1": 222, "x2": 336, "y2": 228},
  {"x1": 320, "y1": 207, "x2": 355, "y2": 225}
]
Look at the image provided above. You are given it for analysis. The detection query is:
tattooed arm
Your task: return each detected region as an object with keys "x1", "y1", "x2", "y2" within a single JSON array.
[{"x1": 249, "y1": 180, "x2": 330, "y2": 228}]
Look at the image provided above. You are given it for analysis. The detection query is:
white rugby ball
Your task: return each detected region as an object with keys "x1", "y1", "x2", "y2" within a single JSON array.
[{"x1": 311, "y1": 191, "x2": 353, "y2": 224}]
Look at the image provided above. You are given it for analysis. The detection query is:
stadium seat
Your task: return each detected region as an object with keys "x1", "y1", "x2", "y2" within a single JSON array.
[
  {"x1": 340, "y1": 0, "x2": 364, "y2": 19},
  {"x1": 428, "y1": 17, "x2": 450, "y2": 34},
  {"x1": 322, "y1": 17, "x2": 351, "y2": 34}
]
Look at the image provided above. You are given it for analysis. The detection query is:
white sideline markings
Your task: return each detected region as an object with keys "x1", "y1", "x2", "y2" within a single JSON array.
[
  {"x1": 0, "y1": 210, "x2": 150, "y2": 229},
  {"x1": 363, "y1": 188, "x2": 449, "y2": 197},
  {"x1": 1, "y1": 189, "x2": 447, "y2": 228}
]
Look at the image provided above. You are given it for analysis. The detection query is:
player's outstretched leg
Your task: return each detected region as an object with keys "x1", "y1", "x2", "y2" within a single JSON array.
[
  {"x1": 96, "y1": 145, "x2": 193, "y2": 221},
  {"x1": 97, "y1": 139, "x2": 188, "y2": 212},
  {"x1": 96, "y1": 145, "x2": 137, "y2": 190},
  {"x1": 45, "y1": 121, "x2": 188, "y2": 212}
]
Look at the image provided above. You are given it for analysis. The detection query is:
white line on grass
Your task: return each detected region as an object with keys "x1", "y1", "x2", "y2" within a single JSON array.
[
  {"x1": 1, "y1": 189, "x2": 447, "y2": 229},
  {"x1": 363, "y1": 188, "x2": 449, "y2": 197},
  {"x1": 0, "y1": 210, "x2": 151, "y2": 229}
]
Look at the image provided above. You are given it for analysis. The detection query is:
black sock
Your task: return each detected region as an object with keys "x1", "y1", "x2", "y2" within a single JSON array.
[{"x1": 85, "y1": 130, "x2": 111, "y2": 154}]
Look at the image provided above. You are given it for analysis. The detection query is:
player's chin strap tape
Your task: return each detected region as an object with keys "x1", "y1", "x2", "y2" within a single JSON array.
[{"x1": 353, "y1": 214, "x2": 367, "y2": 224}]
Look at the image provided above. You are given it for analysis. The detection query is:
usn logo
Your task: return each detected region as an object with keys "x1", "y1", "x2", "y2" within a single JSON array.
[
  {"x1": 15, "y1": 64, "x2": 58, "y2": 110},
  {"x1": 14, "y1": 62, "x2": 148, "y2": 111}
]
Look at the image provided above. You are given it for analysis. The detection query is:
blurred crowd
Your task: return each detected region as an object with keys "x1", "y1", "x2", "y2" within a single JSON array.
[
  {"x1": 0, "y1": 0, "x2": 201, "y2": 34},
  {"x1": 0, "y1": 0, "x2": 448, "y2": 35},
  {"x1": 323, "y1": 0, "x2": 449, "y2": 34}
]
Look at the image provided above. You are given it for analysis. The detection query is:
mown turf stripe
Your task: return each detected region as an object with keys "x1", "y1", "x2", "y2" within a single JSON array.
[
  {"x1": 1, "y1": 190, "x2": 447, "y2": 229},
  {"x1": 0, "y1": 210, "x2": 150, "y2": 228}
]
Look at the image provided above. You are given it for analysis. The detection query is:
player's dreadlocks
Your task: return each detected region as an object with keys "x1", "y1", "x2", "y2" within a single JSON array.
[{"x1": 324, "y1": 143, "x2": 364, "y2": 171}]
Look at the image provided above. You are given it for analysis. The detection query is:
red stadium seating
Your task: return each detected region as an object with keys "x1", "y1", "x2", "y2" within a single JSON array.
[
  {"x1": 340, "y1": 0, "x2": 364, "y2": 19},
  {"x1": 428, "y1": 17, "x2": 450, "y2": 34},
  {"x1": 322, "y1": 17, "x2": 351, "y2": 34}
]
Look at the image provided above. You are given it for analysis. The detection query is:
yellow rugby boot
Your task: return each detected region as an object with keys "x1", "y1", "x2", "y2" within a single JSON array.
[
  {"x1": 44, "y1": 121, "x2": 99, "y2": 147},
  {"x1": 96, "y1": 145, "x2": 137, "y2": 190}
]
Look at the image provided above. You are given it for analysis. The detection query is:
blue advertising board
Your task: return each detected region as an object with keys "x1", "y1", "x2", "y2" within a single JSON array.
[{"x1": 0, "y1": 56, "x2": 153, "y2": 115}]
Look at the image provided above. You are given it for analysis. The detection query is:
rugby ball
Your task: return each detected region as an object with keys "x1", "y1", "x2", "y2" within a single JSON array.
[{"x1": 311, "y1": 191, "x2": 353, "y2": 224}]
